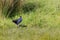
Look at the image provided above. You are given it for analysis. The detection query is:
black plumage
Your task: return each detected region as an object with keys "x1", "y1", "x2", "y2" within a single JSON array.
[{"x1": 13, "y1": 16, "x2": 22, "y2": 25}]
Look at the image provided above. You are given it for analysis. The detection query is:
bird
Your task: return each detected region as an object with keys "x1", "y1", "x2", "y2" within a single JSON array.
[{"x1": 12, "y1": 16, "x2": 22, "y2": 27}]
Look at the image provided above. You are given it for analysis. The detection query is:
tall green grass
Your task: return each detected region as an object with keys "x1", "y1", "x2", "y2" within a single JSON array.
[{"x1": 0, "y1": 0, "x2": 60, "y2": 40}]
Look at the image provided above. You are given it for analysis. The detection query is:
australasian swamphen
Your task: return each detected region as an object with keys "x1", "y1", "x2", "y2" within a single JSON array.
[{"x1": 13, "y1": 16, "x2": 22, "y2": 27}]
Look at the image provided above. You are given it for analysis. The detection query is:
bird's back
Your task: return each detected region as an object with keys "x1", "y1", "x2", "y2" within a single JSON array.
[{"x1": 17, "y1": 17, "x2": 22, "y2": 24}]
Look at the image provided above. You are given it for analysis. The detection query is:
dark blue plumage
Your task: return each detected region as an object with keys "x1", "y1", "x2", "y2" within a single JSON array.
[{"x1": 13, "y1": 16, "x2": 22, "y2": 25}]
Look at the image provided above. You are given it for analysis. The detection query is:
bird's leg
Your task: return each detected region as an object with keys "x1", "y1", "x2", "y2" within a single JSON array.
[
  {"x1": 17, "y1": 25, "x2": 19, "y2": 28},
  {"x1": 17, "y1": 24, "x2": 20, "y2": 28}
]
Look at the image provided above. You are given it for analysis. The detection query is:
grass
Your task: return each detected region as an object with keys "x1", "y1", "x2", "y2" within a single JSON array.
[{"x1": 0, "y1": 0, "x2": 60, "y2": 40}]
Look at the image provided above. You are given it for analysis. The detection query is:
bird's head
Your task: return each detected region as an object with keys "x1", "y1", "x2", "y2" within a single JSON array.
[
  {"x1": 20, "y1": 16, "x2": 22, "y2": 17},
  {"x1": 20, "y1": 16, "x2": 22, "y2": 18}
]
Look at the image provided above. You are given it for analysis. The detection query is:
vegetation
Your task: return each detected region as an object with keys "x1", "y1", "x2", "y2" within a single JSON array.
[{"x1": 0, "y1": 0, "x2": 60, "y2": 40}]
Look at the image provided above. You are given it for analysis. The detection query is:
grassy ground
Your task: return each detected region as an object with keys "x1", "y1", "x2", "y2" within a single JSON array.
[{"x1": 0, "y1": 0, "x2": 60, "y2": 40}]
